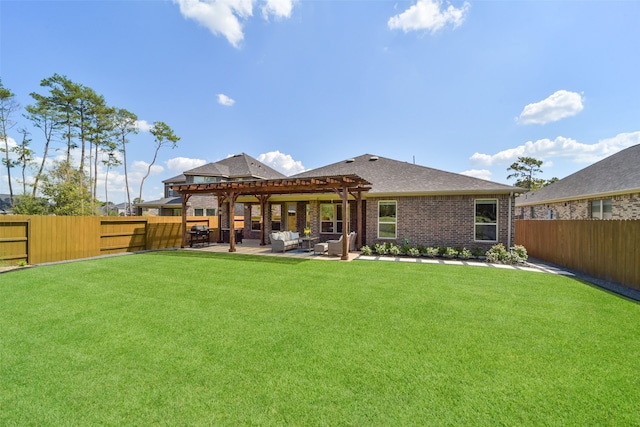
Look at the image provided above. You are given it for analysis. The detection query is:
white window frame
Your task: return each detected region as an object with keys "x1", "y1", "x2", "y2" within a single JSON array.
[
  {"x1": 591, "y1": 199, "x2": 612, "y2": 219},
  {"x1": 474, "y1": 199, "x2": 498, "y2": 242},
  {"x1": 378, "y1": 200, "x2": 397, "y2": 239}
]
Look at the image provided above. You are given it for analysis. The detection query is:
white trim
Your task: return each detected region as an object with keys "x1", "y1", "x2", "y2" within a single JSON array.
[
  {"x1": 378, "y1": 200, "x2": 397, "y2": 239},
  {"x1": 474, "y1": 199, "x2": 498, "y2": 242}
]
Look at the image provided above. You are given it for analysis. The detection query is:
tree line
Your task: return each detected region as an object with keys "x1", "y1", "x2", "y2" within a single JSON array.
[{"x1": 0, "y1": 76, "x2": 179, "y2": 215}]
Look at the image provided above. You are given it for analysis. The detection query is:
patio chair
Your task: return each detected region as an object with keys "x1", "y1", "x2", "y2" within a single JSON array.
[{"x1": 327, "y1": 232, "x2": 356, "y2": 256}]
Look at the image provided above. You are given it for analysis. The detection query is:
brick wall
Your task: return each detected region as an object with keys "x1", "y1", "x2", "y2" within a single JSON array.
[
  {"x1": 517, "y1": 192, "x2": 640, "y2": 220},
  {"x1": 364, "y1": 194, "x2": 515, "y2": 250}
]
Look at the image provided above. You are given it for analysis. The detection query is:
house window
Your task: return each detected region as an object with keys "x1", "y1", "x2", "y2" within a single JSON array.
[
  {"x1": 320, "y1": 203, "x2": 344, "y2": 233},
  {"x1": 251, "y1": 205, "x2": 261, "y2": 231},
  {"x1": 271, "y1": 204, "x2": 282, "y2": 231},
  {"x1": 378, "y1": 201, "x2": 397, "y2": 239},
  {"x1": 194, "y1": 208, "x2": 204, "y2": 216},
  {"x1": 591, "y1": 199, "x2": 612, "y2": 219},
  {"x1": 206, "y1": 208, "x2": 216, "y2": 216},
  {"x1": 475, "y1": 199, "x2": 497, "y2": 242}
]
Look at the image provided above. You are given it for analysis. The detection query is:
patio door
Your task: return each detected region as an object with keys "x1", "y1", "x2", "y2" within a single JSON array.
[{"x1": 287, "y1": 202, "x2": 297, "y2": 231}]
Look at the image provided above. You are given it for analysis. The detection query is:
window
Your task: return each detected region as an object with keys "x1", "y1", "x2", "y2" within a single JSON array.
[
  {"x1": 271, "y1": 204, "x2": 282, "y2": 231},
  {"x1": 193, "y1": 176, "x2": 222, "y2": 184},
  {"x1": 475, "y1": 199, "x2": 497, "y2": 242},
  {"x1": 251, "y1": 205, "x2": 261, "y2": 231},
  {"x1": 320, "y1": 203, "x2": 344, "y2": 233},
  {"x1": 206, "y1": 208, "x2": 216, "y2": 216},
  {"x1": 378, "y1": 201, "x2": 397, "y2": 239},
  {"x1": 194, "y1": 208, "x2": 204, "y2": 216},
  {"x1": 591, "y1": 199, "x2": 612, "y2": 219}
]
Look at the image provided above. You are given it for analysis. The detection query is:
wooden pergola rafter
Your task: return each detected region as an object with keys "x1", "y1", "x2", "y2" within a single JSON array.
[{"x1": 172, "y1": 174, "x2": 372, "y2": 259}]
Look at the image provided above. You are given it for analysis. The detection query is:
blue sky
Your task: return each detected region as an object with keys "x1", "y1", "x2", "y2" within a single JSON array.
[{"x1": 1, "y1": 0, "x2": 639, "y2": 202}]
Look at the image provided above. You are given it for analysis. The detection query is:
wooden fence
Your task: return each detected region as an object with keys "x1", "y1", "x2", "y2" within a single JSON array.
[
  {"x1": 515, "y1": 219, "x2": 640, "y2": 291},
  {"x1": 0, "y1": 215, "x2": 219, "y2": 266}
]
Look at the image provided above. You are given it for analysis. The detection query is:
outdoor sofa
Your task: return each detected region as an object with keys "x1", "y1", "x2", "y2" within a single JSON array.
[{"x1": 270, "y1": 231, "x2": 301, "y2": 252}]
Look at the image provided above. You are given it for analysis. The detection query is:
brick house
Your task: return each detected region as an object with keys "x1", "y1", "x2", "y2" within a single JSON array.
[
  {"x1": 516, "y1": 144, "x2": 640, "y2": 220},
  {"x1": 173, "y1": 153, "x2": 519, "y2": 253},
  {"x1": 281, "y1": 154, "x2": 520, "y2": 251},
  {"x1": 137, "y1": 154, "x2": 285, "y2": 217}
]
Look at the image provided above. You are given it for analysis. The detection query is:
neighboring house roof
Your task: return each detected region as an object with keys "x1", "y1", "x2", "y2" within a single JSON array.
[
  {"x1": 163, "y1": 174, "x2": 186, "y2": 184},
  {"x1": 183, "y1": 153, "x2": 286, "y2": 180},
  {"x1": 136, "y1": 197, "x2": 182, "y2": 208},
  {"x1": 291, "y1": 154, "x2": 519, "y2": 196},
  {"x1": 516, "y1": 144, "x2": 640, "y2": 206}
]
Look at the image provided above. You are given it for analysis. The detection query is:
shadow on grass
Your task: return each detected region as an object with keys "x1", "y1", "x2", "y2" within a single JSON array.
[{"x1": 146, "y1": 249, "x2": 310, "y2": 266}]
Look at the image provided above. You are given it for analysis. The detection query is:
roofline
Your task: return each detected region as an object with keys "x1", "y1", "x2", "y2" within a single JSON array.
[
  {"x1": 515, "y1": 187, "x2": 640, "y2": 206},
  {"x1": 364, "y1": 189, "x2": 520, "y2": 198}
]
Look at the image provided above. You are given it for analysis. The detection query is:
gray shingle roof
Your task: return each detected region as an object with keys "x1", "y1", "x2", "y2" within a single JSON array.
[
  {"x1": 292, "y1": 154, "x2": 518, "y2": 195},
  {"x1": 183, "y1": 153, "x2": 286, "y2": 180},
  {"x1": 516, "y1": 144, "x2": 640, "y2": 206}
]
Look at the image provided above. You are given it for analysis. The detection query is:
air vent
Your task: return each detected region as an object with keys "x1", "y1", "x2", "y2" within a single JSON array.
[
  {"x1": 369, "y1": 156, "x2": 379, "y2": 161},
  {"x1": 346, "y1": 158, "x2": 355, "y2": 163}
]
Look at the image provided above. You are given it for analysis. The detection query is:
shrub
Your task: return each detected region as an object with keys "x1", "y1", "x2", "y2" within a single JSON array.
[
  {"x1": 458, "y1": 248, "x2": 472, "y2": 260},
  {"x1": 388, "y1": 244, "x2": 401, "y2": 256},
  {"x1": 424, "y1": 246, "x2": 439, "y2": 257},
  {"x1": 374, "y1": 243, "x2": 388, "y2": 255},
  {"x1": 400, "y1": 238, "x2": 412, "y2": 255},
  {"x1": 443, "y1": 247, "x2": 458, "y2": 258},
  {"x1": 485, "y1": 243, "x2": 509, "y2": 263},
  {"x1": 407, "y1": 247, "x2": 420, "y2": 257},
  {"x1": 485, "y1": 244, "x2": 529, "y2": 264},
  {"x1": 510, "y1": 245, "x2": 528, "y2": 262},
  {"x1": 471, "y1": 247, "x2": 484, "y2": 258},
  {"x1": 360, "y1": 245, "x2": 373, "y2": 256}
]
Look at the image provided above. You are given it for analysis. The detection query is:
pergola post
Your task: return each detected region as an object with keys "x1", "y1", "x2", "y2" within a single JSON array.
[
  {"x1": 340, "y1": 187, "x2": 349, "y2": 260},
  {"x1": 181, "y1": 194, "x2": 191, "y2": 248},
  {"x1": 350, "y1": 189, "x2": 363, "y2": 250},
  {"x1": 227, "y1": 190, "x2": 238, "y2": 253}
]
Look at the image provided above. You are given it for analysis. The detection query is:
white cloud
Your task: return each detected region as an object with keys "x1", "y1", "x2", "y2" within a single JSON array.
[
  {"x1": 131, "y1": 160, "x2": 164, "y2": 175},
  {"x1": 166, "y1": 157, "x2": 207, "y2": 172},
  {"x1": 262, "y1": 0, "x2": 294, "y2": 20},
  {"x1": 517, "y1": 90, "x2": 584, "y2": 125},
  {"x1": 460, "y1": 169, "x2": 492, "y2": 181},
  {"x1": 388, "y1": 0, "x2": 470, "y2": 34},
  {"x1": 257, "y1": 150, "x2": 305, "y2": 176},
  {"x1": 173, "y1": 0, "x2": 295, "y2": 48},
  {"x1": 217, "y1": 93, "x2": 236, "y2": 106},
  {"x1": 135, "y1": 119, "x2": 153, "y2": 132},
  {"x1": 470, "y1": 131, "x2": 640, "y2": 166}
]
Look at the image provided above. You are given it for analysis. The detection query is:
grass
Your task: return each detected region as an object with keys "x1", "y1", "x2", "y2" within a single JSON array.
[{"x1": 1, "y1": 251, "x2": 640, "y2": 426}]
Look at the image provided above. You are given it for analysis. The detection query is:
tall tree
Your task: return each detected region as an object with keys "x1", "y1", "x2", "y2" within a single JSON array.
[
  {"x1": 138, "y1": 121, "x2": 180, "y2": 204},
  {"x1": 102, "y1": 150, "x2": 121, "y2": 214},
  {"x1": 507, "y1": 157, "x2": 544, "y2": 191},
  {"x1": 41, "y1": 160, "x2": 94, "y2": 216},
  {"x1": 12, "y1": 128, "x2": 35, "y2": 194},
  {"x1": 25, "y1": 91, "x2": 62, "y2": 196},
  {"x1": 114, "y1": 108, "x2": 138, "y2": 215},
  {"x1": 87, "y1": 103, "x2": 115, "y2": 206},
  {"x1": 0, "y1": 79, "x2": 20, "y2": 204},
  {"x1": 40, "y1": 74, "x2": 78, "y2": 164}
]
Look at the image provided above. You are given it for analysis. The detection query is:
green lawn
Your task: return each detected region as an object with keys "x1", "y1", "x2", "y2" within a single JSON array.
[{"x1": 2, "y1": 251, "x2": 639, "y2": 426}]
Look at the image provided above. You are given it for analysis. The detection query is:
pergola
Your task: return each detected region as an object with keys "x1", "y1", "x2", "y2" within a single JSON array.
[{"x1": 172, "y1": 174, "x2": 372, "y2": 260}]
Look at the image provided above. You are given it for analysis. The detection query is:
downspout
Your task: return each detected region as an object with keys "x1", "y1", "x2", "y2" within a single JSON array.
[{"x1": 508, "y1": 192, "x2": 513, "y2": 247}]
